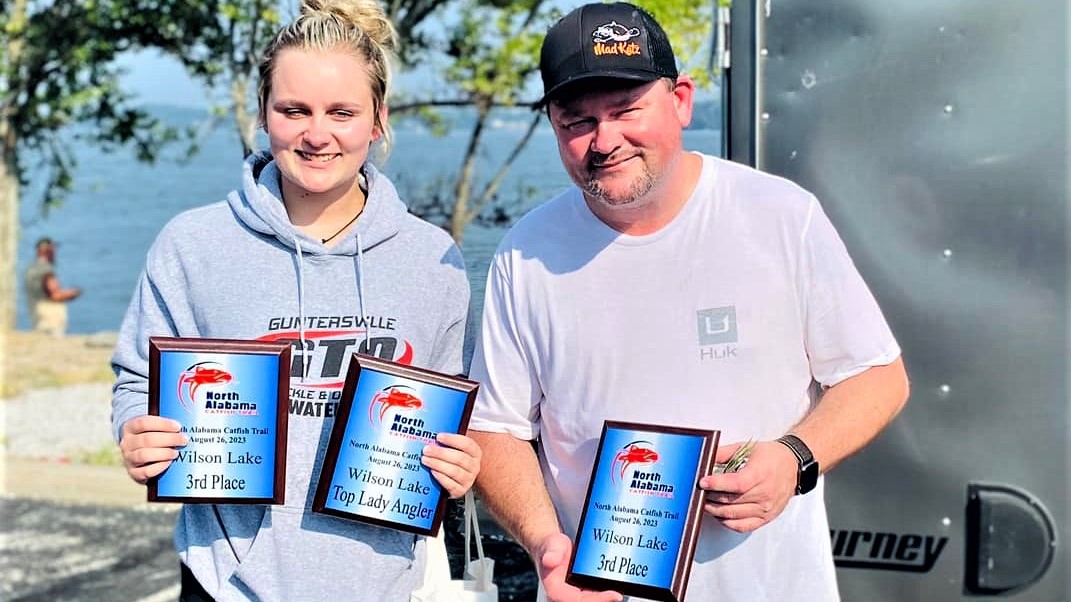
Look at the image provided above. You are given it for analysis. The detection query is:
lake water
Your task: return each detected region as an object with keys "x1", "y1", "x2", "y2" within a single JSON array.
[{"x1": 16, "y1": 109, "x2": 721, "y2": 334}]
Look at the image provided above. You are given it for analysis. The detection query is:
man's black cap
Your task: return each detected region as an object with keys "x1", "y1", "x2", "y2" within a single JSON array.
[
  {"x1": 538, "y1": 2, "x2": 678, "y2": 107},
  {"x1": 34, "y1": 237, "x2": 54, "y2": 249}
]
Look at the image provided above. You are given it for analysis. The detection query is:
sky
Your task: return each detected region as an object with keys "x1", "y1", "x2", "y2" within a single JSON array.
[{"x1": 117, "y1": 50, "x2": 211, "y2": 109}]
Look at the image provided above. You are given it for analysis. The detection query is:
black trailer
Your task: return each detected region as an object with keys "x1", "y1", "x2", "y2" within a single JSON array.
[{"x1": 720, "y1": 0, "x2": 1068, "y2": 599}]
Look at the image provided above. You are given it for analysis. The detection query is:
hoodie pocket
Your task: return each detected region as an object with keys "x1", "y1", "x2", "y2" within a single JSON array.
[{"x1": 228, "y1": 505, "x2": 421, "y2": 602}]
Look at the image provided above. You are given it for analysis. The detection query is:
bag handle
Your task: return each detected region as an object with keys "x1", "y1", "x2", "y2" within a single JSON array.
[{"x1": 462, "y1": 490, "x2": 492, "y2": 588}]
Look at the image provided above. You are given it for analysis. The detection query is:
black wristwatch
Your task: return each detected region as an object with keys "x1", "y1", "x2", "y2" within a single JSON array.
[{"x1": 776, "y1": 434, "x2": 819, "y2": 495}]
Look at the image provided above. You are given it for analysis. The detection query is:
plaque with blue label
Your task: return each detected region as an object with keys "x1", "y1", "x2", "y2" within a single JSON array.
[
  {"x1": 312, "y1": 354, "x2": 478, "y2": 535},
  {"x1": 148, "y1": 337, "x2": 290, "y2": 504},
  {"x1": 567, "y1": 421, "x2": 720, "y2": 602}
]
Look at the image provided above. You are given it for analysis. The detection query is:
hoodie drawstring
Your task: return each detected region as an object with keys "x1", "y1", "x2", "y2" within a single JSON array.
[
  {"x1": 295, "y1": 233, "x2": 368, "y2": 377},
  {"x1": 293, "y1": 236, "x2": 308, "y2": 382},
  {"x1": 355, "y1": 232, "x2": 370, "y2": 353}
]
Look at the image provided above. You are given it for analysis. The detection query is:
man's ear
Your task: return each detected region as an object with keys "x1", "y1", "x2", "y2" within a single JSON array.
[{"x1": 672, "y1": 75, "x2": 696, "y2": 129}]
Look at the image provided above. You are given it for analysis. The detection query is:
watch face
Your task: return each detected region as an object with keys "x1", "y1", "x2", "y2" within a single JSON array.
[{"x1": 799, "y1": 461, "x2": 820, "y2": 494}]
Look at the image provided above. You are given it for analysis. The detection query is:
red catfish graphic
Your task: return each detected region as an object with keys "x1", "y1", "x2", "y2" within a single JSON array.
[
  {"x1": 177, "y1": 363, "x2": 233, "y2": 411},
  {"x1": 611, "y1": 441, "x2": 659, "y2": 484},
  {"x1": 368, "y1": 386, "x2": 423, "y2": 426}
]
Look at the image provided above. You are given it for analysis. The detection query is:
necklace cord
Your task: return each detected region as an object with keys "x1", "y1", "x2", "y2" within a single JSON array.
[{"x1": 320, "y1": 208, "x2": 363, "y2": 244}]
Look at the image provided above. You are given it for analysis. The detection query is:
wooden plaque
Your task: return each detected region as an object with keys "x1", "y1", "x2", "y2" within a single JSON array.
[
  {"x1": 567, "y1": 420, "x2": 720, "y2": 602},
  {"x1": 312, "y1": 354, "x2": 478, "y2": 535},
  {"x1": 148, "y1": 336, "x2": 290, "y2": 504}
]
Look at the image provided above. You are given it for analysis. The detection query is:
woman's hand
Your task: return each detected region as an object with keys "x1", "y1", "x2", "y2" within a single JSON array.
[
  {"x1": 119, "y1": 415, "x2": 187, "y2": 484},
  {"x1": 422, "y1": 432, "x2": 482, "y2": 498}
]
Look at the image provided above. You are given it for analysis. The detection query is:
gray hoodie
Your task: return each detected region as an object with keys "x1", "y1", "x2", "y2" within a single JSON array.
[{"x1": 111, "y1": 153, "x2": 470, "y2": 601}]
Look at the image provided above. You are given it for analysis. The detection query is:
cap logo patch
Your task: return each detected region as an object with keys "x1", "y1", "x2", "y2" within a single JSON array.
[
  {"x1": 592, "y1": 21, "x2": 642, "y2": 57},
  {"x1": 592, "y1": 21, "x2": 640, "y2": 43}
]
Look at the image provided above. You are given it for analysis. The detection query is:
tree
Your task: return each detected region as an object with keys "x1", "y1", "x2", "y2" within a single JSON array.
[
  {"x1": 641, "y1": 0, "x2": 723, "y2": 88},
  {"x1": 159, "y1": 0, "x2": 281, "y2": 157},
  {"x1": 397, "y1": 0, "x2": 717, "y2": 244},
  {"x1": 166, "y1": 0, "x2": 458, "y2": 158},
  {"x1": 0, "y1": 0, "x2": 209, "y2": 332},
  {"x1": 429, "y1": 0, "x2": 550, "y2": 244},
  {"x1": 153, "y1": 0, "x2": 519, "y2": 245}
]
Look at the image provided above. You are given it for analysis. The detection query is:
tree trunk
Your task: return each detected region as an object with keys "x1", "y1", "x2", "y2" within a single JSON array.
[
  {"x1": 1, "y1": 0, "x2": 28, "y2": 333},
  {"x1": 231, "y1": 77, "x2": 257, "y2": 158},
  {"x1": 450, "y1": 99, "x2": 491, "y2": 244},
  {"x1": 474, "y1": 113, "x2": 541, "y2": 214},
  {"x1": 0, "y1": 132, "x2": 19, "y2": 334}
]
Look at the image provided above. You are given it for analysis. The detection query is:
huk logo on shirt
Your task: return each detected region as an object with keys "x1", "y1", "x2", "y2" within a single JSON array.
[{"x1": 697, "y1": 306, "x2": 739, "y2": 361}]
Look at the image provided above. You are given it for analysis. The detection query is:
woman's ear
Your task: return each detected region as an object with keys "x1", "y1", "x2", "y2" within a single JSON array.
[{"x1": 373, "y1": 104, "x2": 390, "y2": 141}]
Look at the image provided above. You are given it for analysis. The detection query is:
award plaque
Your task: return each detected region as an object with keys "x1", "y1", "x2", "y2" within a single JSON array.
[
  {"x1": 148, "y1": 336, "x2": 290, "y2": 504},
  {"x1": 312, "y1": 354, "x2": 478, "y2": 535},
  {"x1": 567, "y1": 421, "x2": 720, "y2": 602}
]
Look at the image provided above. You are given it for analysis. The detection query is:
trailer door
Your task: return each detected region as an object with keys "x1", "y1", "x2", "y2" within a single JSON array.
[{"x1": 723, "y1": 0, "x2": 1068, "y2": 599}]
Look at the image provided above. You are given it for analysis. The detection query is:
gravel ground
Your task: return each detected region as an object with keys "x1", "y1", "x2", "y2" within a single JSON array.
[
  {"x1": 0, "y1": 497, "x2": 179, "y2": 602},
  {"x1": 0, "y1": 382, "x2": 181, "y2": 602},
  {"x1": 1, "y1": 383, "x2": 116, "y2": 461}
]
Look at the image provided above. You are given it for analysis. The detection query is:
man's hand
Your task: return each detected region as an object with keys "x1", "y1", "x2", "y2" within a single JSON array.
[
  {"x1": 536, "y1": 532, "x2": 622, "y2": 602},
  {"x1": 699, "y1": 440, "x2": 799, "y2": 533},
  {"x1": 119, "y1": 415, "x2": 187, "y2": 484}
]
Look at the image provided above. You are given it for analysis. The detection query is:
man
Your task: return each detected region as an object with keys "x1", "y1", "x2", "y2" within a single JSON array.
[
  {"x1": 24, "y1": 237, "x2": 81, "y2": 336},
  {"x1": 468, "y1": 3, "x2": 910, "y2": 601}
]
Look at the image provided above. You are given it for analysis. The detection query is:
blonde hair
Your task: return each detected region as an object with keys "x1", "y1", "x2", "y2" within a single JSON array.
[{"x1": 258, "y1": 0, "x2": 398, "y2": 154}]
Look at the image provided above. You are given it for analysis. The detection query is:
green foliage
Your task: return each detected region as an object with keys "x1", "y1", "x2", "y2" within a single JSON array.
[
  {"x1": 389, "y1": 0, "x2": 463, "y2": 66},
  {"x1": 164, "y1": 0, "x2": 458, "y2": 157},
  {"x1": 444, "y1": 1, "x2": 551, "y2": 106},
  {"x1": 398, "y1": 0, "x2": 718, "y2": 241},
  {"x1": 633, "y1": 0, "x2": 718, "y2": 87},
  {"x1": 160, "y1": 0, "x2": 280, "y2": 90},
  {"x1": 149, "y1": 0, "x2": 281, "y2": 156},
  {"x1": 1, "y1": 0, "x2": 201, "y2": 214}
]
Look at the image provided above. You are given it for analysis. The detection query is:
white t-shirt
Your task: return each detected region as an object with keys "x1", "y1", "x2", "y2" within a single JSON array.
[{"x1": 469, "y1": 154, "x2": 901, "y2": 601}]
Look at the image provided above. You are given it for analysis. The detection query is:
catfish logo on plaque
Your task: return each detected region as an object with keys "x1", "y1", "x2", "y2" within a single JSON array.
[
  {"x1": 313, "y1": 354, "x2": 478, "y2": 536},
  {"x1": 568, "y1": 421, "x2": 719, "y2": 602},
  {"x1": 369, "y1": 386, "x2": 425, "y2": 428},
  {"x1": 611, "y1": 441, "x2": 658, "y2": 485},
  {"x1": 176, "y1": 362, "x2": 234, "y2": 411},
  {"x1": 148, "y1": 337, "x2": 290, "y2": 504}
]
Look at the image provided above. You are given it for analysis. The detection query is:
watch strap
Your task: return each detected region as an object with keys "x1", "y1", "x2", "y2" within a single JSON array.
[
  {"x1": 776, "y1": 434, "x2": 814, "y2": 464},
  {"x1": 776, "y1": 434, "x2": 819, "y2": 494}
]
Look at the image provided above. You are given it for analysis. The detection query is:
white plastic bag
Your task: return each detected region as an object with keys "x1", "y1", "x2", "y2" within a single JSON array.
[{"x1": 411, "y1": 491, "x2": 498, "y2": 602}]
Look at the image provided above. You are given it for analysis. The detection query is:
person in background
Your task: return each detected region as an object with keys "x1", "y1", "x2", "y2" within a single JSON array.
[
  {"x1": 110, "y1": 1, "x2": 481, "y2": 600},
  {"x1": 468, "y1": 3, "x2": 910, "y2": 601},
  {"x1": 24, "y1": 237, "x2": 81, "y2": 337}
]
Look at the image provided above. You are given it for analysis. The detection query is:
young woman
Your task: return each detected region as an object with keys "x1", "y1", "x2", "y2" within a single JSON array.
[{"x1": 111, "y1": 1, "x2": 480, "y2": 599}]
